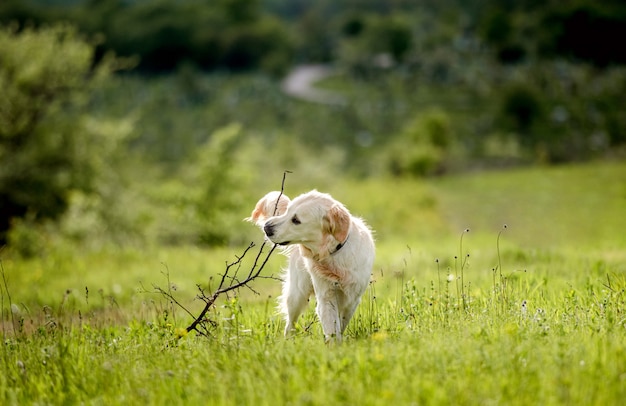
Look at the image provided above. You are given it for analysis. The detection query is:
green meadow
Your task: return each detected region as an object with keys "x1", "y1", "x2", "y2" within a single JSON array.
[
  {"x1": 2, "y1": 161, "x2": 625, "y2": 405},
  {"x1": 3, "y1": 3, "x2": 626, "y2": 404}
]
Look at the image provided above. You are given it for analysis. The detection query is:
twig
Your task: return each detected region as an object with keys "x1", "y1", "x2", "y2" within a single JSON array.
[
  {"x1": 178, "y1": 171, "x2": 291, "y2": 335},
  {"x1": 274, "y1": 170, "x2": 292, "y2": 217},
  {"x1": 146, "y1": 172, "x2": 291, "y2": 337},
  {"x1": 186, "y1": 242, "x2": 279, "y2": 333}
]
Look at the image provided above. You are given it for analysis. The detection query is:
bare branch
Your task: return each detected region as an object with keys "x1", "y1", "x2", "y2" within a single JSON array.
[
  {"x1": 148, "y1": 172, "x2": 291, "y2": 337},
  {"x1": 185, "y1": 242, "x2": 277, "y2": 333},
  {"x1": 274, "y1": 170, "x2": 292, "y2": 217}
]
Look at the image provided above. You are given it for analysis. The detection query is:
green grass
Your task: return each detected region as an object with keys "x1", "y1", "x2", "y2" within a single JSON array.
[
  {"x1": 433, "y1": 161, "x2": 626, "y2": 250},
  {"x1": 2, "y1": 162, "x2": 626, "y2": 405}
]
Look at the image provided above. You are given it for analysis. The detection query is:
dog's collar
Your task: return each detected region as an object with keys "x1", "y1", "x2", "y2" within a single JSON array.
[{"x1": 330, "y1": 233, "x2": 349, "y2": 256}]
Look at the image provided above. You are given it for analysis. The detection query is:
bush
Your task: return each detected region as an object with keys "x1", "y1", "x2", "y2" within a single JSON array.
[
  {"x1": 500, "y1": 83, "x2": 544, "y2": 136},
  {"x1": 191, "y1": 123, "x2": 246, "y2": 245},
  {"x1": 0, "y1": 24, "x2": 131, "y2": 244},
  {"x1": 495, "y1": 63, "x2": 626, "y2": 162},
  {"x1": 142, "y1": 123, "x2": 251, "y2": 246},
  {"x1": 6, "y1": 215, "x2": 47, "y2": 258},
  {"x1": 387, "y1": 108, "x2": 454, "y2": 177}
]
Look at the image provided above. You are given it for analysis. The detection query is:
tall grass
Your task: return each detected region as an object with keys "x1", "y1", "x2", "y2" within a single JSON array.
[
  {"x1": 1, "y1": 162, "x2": 625, "y2": 404},
  {"x1": 2, "y1": 230, "x2": 624, "y2": 405}
]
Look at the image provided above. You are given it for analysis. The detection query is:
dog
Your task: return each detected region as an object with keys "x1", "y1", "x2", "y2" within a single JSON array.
[{"x1": 248, "y1": 190, "x2": 375, "y2": 342}]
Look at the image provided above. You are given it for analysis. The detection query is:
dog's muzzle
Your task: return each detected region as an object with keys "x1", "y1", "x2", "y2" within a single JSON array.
[
  {"x1": 264, "y1": 223, "x2": 289, "y2": 245},
  {"x1": 263, "y1": 223, "x2": 275, "y2": 237}
]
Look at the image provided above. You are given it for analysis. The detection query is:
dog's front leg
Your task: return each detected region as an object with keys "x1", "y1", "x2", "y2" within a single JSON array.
[
  {"x1": 339, "y1": 299, "x2": 360, "y2": 335},
  {"x1": 314, "y1": 282, "x2": 343, "y2": 342}
]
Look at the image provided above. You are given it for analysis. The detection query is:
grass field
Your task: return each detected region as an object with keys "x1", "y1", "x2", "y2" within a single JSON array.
[{"x1": 1, "y1": 162, "x2": 625, "y2": 405}]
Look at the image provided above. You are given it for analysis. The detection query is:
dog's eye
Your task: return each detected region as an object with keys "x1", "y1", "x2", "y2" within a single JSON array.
[{"x1": 291, "y1": 215, "x2": 301, "y2": 225}]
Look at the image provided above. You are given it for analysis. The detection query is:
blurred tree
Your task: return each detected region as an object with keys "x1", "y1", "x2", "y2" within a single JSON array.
[
  {"x1": 337, "y1": 13, "x2": 412, "y2": 76},
  {"x1": 374, "y1": 15, "x2": 413, "y2": 62},
  {"x1": 102, "y1": 0, "x2": 292, "y2": 73},
  {"x1": 221, "y1": 15, "x2": 293, "y2": 74},
  {"x1": 0, "y1": 0, "x2": 293, "y2": 73},
  {"x1": 0, "y1": 24, "x2": 130, "y2": 244},
  {"x1": 497, "y1": 81, "x2": 547, "y2": 159},
  {"x1": 72, "y1": 0, "x2": 126, "y2": 64},
  {"x1": 220, "y1": 0, "x2": 260, "y2": 23},
  {"x1": 342, "y1": 14, "x2": 365, "y2": 37},
  {"x1": 0, "y1": 0, "x2": 47, "y2": 27},
  {"x1": 294, "y1": 6, "x2": 336, "y2": 62},
  {"x1": 539, "y1": 2, "x2": 626, "y2": 67},
  {"x1": 106, "y1": 1, "x2": 205, "y2": 72},
  {"x1": 500, "y1": 83, "x2": 543, "y2": 135},
  {"x1": 479, "y1": 8, "x2": 526, "y2": 64}
]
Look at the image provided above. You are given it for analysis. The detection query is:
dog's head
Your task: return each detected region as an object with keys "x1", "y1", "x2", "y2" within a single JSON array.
[
  {"x1": 263, "y1": 190, "x2": 351, "y2": 256},
  {"x1": 246, "y1": 191, "x2": 291, "y2": 226}
]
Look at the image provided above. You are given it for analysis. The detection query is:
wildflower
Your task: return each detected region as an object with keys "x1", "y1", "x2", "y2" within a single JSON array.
[
  {"x1": 16, "y1": 360, "x2": 25, "y2": 375},
  {"x1": 11, "y1": 304, "x2": 20, "y2": 315},
  {"x1": 371, "y1": 331, "x2": 388, "y2": 342},
  {"x1": 175, "y1": 327, "x2": 188, "y2": 338}
]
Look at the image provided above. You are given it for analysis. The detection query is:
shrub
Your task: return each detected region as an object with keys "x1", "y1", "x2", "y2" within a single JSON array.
[
  {"x1": 0, "y1": 24, "x2": 131, "y2": 244},
  {"x1": 192, "y1": 123, "x2": 246, "y2": 245},
  {"x1": 496, "y1": 63, "x2": 626, "y2": 162},
  {"x1": 387, "y1": 108, "x2": 454, "y2": 177},
  {"x1": 500, "y1": 83, "x2": 544, "y2": 136}
]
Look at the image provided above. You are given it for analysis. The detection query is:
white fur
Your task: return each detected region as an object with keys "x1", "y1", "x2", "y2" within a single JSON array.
[{"x1": 250, "y1": 190, "x2": 375, "y2": 342}]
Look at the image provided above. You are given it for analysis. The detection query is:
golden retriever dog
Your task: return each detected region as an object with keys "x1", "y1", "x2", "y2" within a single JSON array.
[{"x1": 248, "y1": 190, "x2": 375, "y2": 342}]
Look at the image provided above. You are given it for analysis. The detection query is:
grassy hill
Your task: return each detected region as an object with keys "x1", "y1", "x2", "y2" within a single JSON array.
[{"x1": 434, "y1": 162, "x2": 626, "y2": 251}]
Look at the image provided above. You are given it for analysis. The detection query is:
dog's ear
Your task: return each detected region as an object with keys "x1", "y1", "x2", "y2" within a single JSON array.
[
  {"x1": 324, "y1": 204, "x2": 350, "y2": 242},
  {"x1": 247, "y1": 202, "x2": 266, "y2": 224},
  {"x1": 245, "y1": 192, "x2": 290, "y2": 225}
]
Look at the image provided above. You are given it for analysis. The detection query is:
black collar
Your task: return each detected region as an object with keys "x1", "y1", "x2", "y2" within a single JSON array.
[{"x1": 330, "y1": 233, "x2": 349, "y2": 256}]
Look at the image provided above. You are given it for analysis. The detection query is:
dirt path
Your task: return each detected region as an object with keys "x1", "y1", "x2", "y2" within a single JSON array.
[{"x1": 281, "y1": 65, "x2": 346, "y2": 106}]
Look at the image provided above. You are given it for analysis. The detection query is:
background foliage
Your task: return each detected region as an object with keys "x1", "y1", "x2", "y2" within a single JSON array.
[
  {"x1": 0, "y1": 24, "x2": 133, "y2": 245},
  {"x1": 0, "y1": 0, "x2": 625, "y2": 248}
]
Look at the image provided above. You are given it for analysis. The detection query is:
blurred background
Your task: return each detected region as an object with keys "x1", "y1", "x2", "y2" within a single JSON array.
[{"x1": 1, "y1": 0, "x2": 625, "y2": 254}]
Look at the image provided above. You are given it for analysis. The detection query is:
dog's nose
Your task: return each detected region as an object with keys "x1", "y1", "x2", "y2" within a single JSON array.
[{"x1": 264, "y1": 223, "x2": 274, "y2": 237}]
